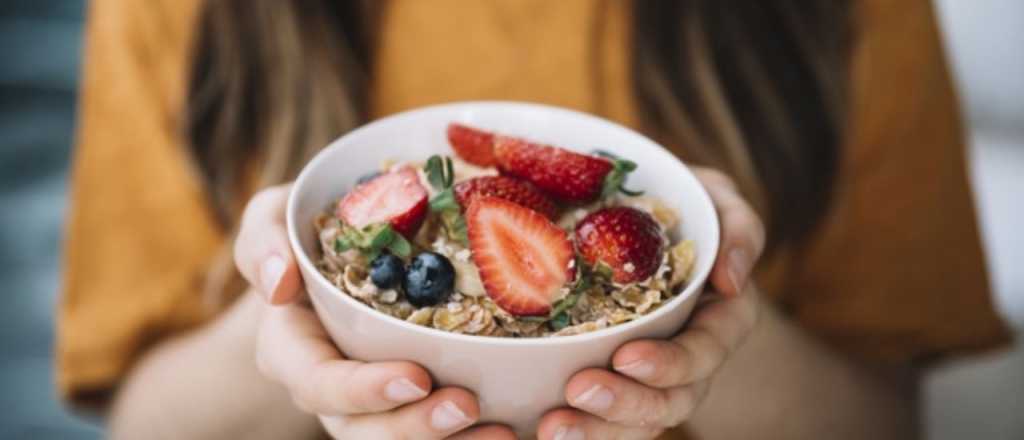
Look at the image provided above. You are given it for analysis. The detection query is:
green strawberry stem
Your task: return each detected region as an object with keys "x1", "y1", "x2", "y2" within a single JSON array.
[{"x1": 594, "y1": 150, "x2": 643, "y2": 199}]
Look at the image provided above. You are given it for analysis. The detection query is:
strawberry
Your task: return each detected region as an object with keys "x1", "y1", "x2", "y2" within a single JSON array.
[
  {"x1": 575, "y1": 206, "x2": 664, "y2": 284},
  {"x1": 466, "y1": 196, "x2": 574, "y2": 316},
  {"x1": 454, "y1": 176, "x2": 557, "y2": 219},
  {"x1": 336, "y1": 166, "x2": 428, "y2": 237},
  {"x1": 447, "y1": 123, "x2": 497, "y2": 167},
  {"x1": 493, "y1": 136, "x2": 637, "y2": 203}
]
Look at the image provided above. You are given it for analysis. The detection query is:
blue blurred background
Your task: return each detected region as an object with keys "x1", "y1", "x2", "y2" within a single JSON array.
[
  {"x1": 0, "y1": 1, "x2": 100, "y2": 439},
  {"x1": 0, "y1": 1, "x2": 1020, "y2": 439}
]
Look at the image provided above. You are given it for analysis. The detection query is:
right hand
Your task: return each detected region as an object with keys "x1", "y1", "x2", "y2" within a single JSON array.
[{"x1": 234, "y1": 185, "x2": 516, "y2": 439}]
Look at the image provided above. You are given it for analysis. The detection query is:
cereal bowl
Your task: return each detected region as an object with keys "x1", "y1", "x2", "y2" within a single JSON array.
[{"x1": 286, "y1": 101, "x2": 719, "y2": 435}]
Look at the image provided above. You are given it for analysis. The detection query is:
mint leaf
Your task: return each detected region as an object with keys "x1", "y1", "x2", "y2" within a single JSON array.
[
  {"x1": 593, "y1": 262, "x2": 614, "y2": 282},
  {"x1": 549, "y1": 291, "x2": 581, "y2": 318},
  {"x1": 334, "y1": 236, "x2": 353, "y2": 253},
  {"x1": 336, "y1": 222, "x2": 412, "y2": 259},
  {"x1": 386, "y1": 233, "x2": 412, "y2": 258},
  {"x1": 430, "y1": 188, "x2": 459, "y2": 212},
  {"x1": 425, "y1": 155, "x2": 468, "y2": 245},
  {"x1": 550, "y1": 312, "x2": 571, "y2": 331},
  {"x1": 369, "y1": 224, "x2": 395, "y2": 249},
  {"x1": 424, "y1": 155, "x2": 455, "y2": 191},
  {"x1": 444, "y1": 156, "x2": 455, "y2": 187},
  {"x1": 425, "y1": 156, "x2": 447, "y2": 191},
  {"x1": 444, "y1": 211, "x2": 469, "y2": 244}
]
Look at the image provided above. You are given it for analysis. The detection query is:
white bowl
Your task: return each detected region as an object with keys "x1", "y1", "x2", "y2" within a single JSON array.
[{"x1": 287, "y1": 101, "x2": 719, "y2": 435}]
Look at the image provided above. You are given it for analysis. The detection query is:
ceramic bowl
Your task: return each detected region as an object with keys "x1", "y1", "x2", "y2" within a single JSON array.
[{"x1": 287, "y1": 101, "x2": 719, "y2": 435}]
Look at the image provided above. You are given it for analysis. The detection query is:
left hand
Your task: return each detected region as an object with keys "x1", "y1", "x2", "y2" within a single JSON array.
[{"x1": 537, "y1": 168, "x2": 765, "y2": 440}]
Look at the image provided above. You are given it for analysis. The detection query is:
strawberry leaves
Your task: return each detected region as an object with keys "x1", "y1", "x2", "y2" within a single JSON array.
[
  {"x1": 425, "y1": 155, "x2": 469, "y2": 244},
  {"x1": 593, "y1": 150, "x2": 643, "y2": 199}
]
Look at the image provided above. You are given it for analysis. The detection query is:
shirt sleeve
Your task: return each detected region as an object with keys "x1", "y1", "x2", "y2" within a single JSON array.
[
  {"x1": 56, "y1": 0, "x2": 220, "y2": 408},
  {"x1": 768, "y1": 0, "x2": 1012, "y2": 364}
]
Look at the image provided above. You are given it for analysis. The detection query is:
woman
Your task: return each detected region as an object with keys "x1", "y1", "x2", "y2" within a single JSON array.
[{"x1": 60, "y1": 0, "x2": 1010, "y2": 439}]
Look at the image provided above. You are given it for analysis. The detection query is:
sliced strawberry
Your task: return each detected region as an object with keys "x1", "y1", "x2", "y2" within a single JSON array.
[
  {"x1": 448, "y1": 123, "x2": 497, "y2": 167},
  {"x1": 575, "y1": 206, "x2": 664, "y2": 283},
  {"x1": 454, "y1": 176, "x2": 558, "y2": 219},
  {"x1": 494, "y1": 136, "x2": 634, "y2": 203},
  {"x1": 336, "y1": 166, "x2": 428, "y2": 237},
  {"x1": 467, "y1": 196, "x2": 574, "y2": 316}
]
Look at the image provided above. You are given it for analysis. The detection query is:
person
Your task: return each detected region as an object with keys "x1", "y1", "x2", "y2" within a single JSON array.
[{"x1": 59, "y1": 1, "x2": 1011, "y2": 439}]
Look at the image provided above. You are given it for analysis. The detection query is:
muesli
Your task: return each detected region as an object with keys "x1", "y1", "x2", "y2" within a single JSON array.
[{"x1": 315, "y1": 123, "x2": 695, "y2": 337}]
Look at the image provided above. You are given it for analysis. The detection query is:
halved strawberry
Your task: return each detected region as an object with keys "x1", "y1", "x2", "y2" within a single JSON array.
[
  {"x1": 454, "y1": 176, "x2": 557, "y2": 219},
  {"x1": 336, "y1": 166, "x2": 428, "y2": 237},
  {"x1": 466, "y1": 196, "x2": 574, "y2": 316},
  {"x1": 575, "y1": 206, "x2": 664, "y2": 283},
  {"x1": 493, "y1": 136, "x2": 636, "y2": 203},
  {"x1": 447, "y1": 123, "x2": 497, "y2": 167}
]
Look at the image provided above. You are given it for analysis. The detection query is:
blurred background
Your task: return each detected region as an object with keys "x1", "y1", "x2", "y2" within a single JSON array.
[{"x1": 0, "y1": 1, "x2": 1020, "y2": 438}]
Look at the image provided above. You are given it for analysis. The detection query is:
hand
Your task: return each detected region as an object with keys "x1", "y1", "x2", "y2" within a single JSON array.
[
  {"x1": 234, "y1": 185, "x2": 516, "y2": 440},
  {"x1": 537, "y1": 168, "x2": 765, "y2": 439}
]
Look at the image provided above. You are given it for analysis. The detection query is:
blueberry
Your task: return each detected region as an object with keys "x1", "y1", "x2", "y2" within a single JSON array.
[
  {"x1": 369, "y1": 254, "x2": 405, "y2": 289},
  {"x1": 356, "y1": 171, "x2": 382, "y2": 185},
  {"x1": 403, "y1": 252, "x2": 455, "y2": 307}
]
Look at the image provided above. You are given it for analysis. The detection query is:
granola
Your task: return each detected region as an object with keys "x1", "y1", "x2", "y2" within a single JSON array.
[{"x1": 313, "y1": 123, "x2": 697, "y2": 338}]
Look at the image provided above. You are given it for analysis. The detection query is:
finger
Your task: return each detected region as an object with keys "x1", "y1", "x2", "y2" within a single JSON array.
[
  {"x1": 446, "y1": 424, "x2": 518, "y2": 440},
  {"x1": 234, "y1": 184, "x2": 303, "y2": 304},
  {"x1": 257, "y1": 304, "x2": 432, "y2": 415},
  {"x1": 612, "y1": 291, "x2": 759, "y2": 387},
  {"x1": 564, "y1": 368, "x2": 705, "y2": 428},
  {"x1": 692, "y1": 168, "x2": 766, "y2": 297},
  {"x1": 537, "y1": 408, "x2": 663, "y2": 440},
  {"x1": 335, "y1": 387, "x2": 480, "y2": 439}
]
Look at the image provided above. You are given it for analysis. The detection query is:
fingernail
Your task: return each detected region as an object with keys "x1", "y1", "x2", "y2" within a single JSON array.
[
  {"x1": 727, "y1": 248, "x2": 752, "y2": 294},
  {"x1": 572, "y1": 384, "x2": 614, "y2": 412},
  {"x1": 614, "y1": 359, "x2": 655, "y2": 380},
  {"x1": 554, "y1": 425, "x2": 585, "y2": 440},
  {"x1": 431, "y1": 400, "x2": 472, "y2": 430},
  {"x1": 260, "y1": 255, "x2": 286, "y2": 298},
  {"x1": 385, "y1": 378, "x2": 428, "y2": 403}
]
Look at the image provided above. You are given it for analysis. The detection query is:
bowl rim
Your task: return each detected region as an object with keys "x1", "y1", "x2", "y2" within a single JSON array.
[{"x1": 287, "y1": 100, "x2": 720, "y2": 347}]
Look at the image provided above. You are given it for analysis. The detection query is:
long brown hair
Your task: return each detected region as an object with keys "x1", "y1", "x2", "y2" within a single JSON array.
[{"x1": 186, "y1": 0, "x2": 851, "y2": 298}]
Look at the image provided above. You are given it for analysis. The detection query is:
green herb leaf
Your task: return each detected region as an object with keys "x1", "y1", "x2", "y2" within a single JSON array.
[
  {"x1": 549, "y1": 312, "x2": 571, "y2": 331},
  {"x1": 425, "y1": 157, "x2": 469, "y2": 246},
  {"x1": 444, "y1": 156, "x2": 455, "y2": 188},
  {"x1": 527, "y1": 257, "x2": 605, "y2": 325},
  {"x1": 386, "y1": 233, "x2": 412, "y2": 258},
  {"x1": 424, "y1": 155, "x2": 456, "y2": 192},
  {"x1": 440, "y1": 210, "x2": 469, "y2": 245},
  {"x1": 593, "y1": 261, "x2": 614, "y2": 282},
  {"x1": 336, "y1": 222, "x2": 412, "y2": 259},
  {"x1": 424, "y1": 155, "x2": 447, "y2": 191},
  {"x1": 429, "y1": 188, "x2": 459, "y2": 212},
  {"x1": 549, "y1": 290, "x2": 581, "y2": 318},
  {"x1": 334, "y1": 236, "x2": 353, "y2": 253},
  {"x1": 368, "y1": 224, "x2": 395, "y2": 249}
]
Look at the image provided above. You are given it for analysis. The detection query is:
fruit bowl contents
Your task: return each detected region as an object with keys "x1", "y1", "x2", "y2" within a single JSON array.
[{"x1": 314, "y1": 123, "x2": 696, "y2": 337}]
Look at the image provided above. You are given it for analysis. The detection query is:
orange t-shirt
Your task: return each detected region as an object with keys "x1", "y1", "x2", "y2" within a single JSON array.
[{"x1": 60, "y1": 0, "x2": 1010, "y2": 430}]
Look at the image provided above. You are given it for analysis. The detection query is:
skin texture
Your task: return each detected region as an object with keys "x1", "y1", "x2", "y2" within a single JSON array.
[{"x1": 108, "y1": 168, "x2": 917, "y2": 440}]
